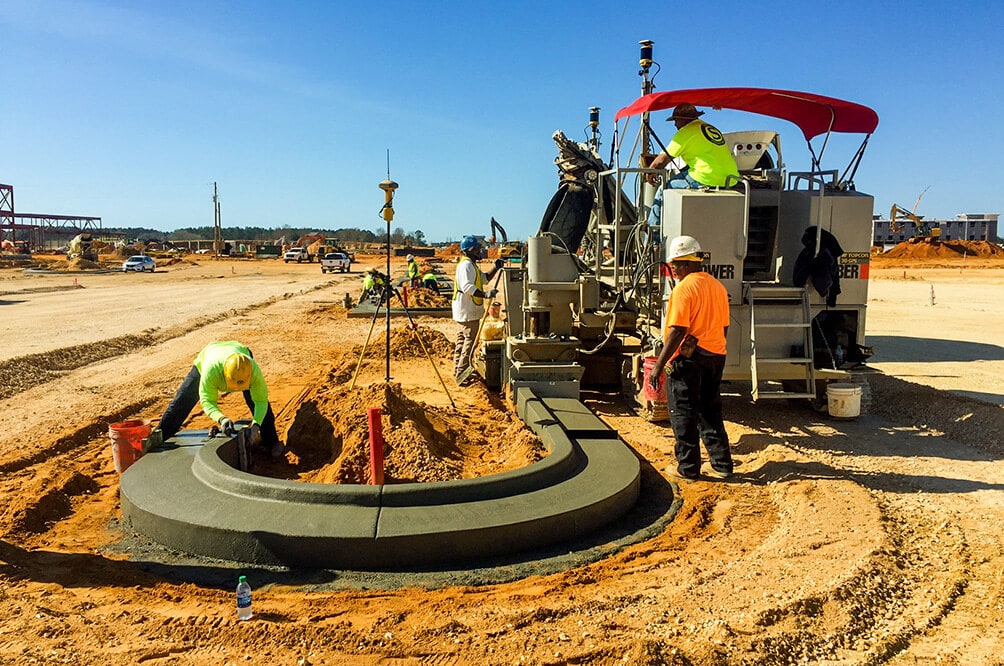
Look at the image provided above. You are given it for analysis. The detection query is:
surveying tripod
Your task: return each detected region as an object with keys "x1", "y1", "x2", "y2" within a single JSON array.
[{"x1": 350, "y1": 274, "x2": 455, "y2": 408}]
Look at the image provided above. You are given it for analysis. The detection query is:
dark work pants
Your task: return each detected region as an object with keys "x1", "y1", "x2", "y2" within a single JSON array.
[
  {"x1": 666, "y1": 351, "x2": 732, "y2": 478},
  {"x1": 158, "y1": 365, "x2": 279, "y2": 446}
]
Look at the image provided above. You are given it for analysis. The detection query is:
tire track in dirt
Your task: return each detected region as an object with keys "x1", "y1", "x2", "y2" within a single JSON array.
[{"x1": 0, "y1": 281, "x2": 337, "y2": 401}]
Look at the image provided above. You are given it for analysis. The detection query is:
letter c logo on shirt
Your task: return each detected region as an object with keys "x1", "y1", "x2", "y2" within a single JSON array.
[{"x1": 701, "y1": 124, "x2": 725, "y2": 146}]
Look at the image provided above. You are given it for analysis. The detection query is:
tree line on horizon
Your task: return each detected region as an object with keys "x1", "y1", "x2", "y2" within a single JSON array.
[{"x1": 106, "y1": 225, "x2": 430, "y2": 246}]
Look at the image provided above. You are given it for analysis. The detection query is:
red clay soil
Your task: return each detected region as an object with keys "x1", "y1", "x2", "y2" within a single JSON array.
[{"x1": 879, "y1": 239, "x2": 1003, "y2": 259}]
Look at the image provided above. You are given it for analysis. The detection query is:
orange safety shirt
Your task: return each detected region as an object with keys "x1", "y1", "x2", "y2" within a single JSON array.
[{"x1": 664, "y1": 271, "x2": 730, "y2": 359}]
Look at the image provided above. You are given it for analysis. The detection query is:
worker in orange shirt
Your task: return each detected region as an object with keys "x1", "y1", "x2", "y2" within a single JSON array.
[{"x1": 648, "y1": 236, "x2": 733, "y2": 481}]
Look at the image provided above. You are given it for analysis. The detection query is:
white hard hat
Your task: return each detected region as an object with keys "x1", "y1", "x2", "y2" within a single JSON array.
[
  {"x1": 406, "y1": 254, "x2": 414, "y2": 261},
  {"x1": 668, "y1": 235, "x2": 703, "y2": 262}
]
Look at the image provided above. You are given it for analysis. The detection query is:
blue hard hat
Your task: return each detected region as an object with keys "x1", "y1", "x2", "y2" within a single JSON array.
[{"x1": 460, "y1": 236, "x2": 480, "y2": 252}]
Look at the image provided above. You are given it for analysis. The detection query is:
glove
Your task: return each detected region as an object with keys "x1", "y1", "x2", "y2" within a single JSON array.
[
  {"x1": 246, "y1": 423, "x2": 262, "y2": 448},
  {"x1": 494, "y1": 258, "x2": 504, "y2": 269},
  {"x1": 648, "y1": 362, "x2": 664, "y2": 391},
  {"x1": 485, "y1": 288, "x2": 498, "y2": 299},
  {"x1": 220, "y1": 418, "x2": 236, "y2": 437}
]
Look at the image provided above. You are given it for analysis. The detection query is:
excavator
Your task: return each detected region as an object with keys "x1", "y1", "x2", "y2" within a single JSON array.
[
  {"x1": 488, "y1": 217, "x2": 524, "y2": 264},
  {"x1": 890, "y1": 188, "x2": 941, "y2": 242}
]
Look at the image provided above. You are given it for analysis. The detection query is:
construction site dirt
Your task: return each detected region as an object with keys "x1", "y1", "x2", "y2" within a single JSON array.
[{"x1": 0, "y1": 247, "x2": 1002, "y2": 665}]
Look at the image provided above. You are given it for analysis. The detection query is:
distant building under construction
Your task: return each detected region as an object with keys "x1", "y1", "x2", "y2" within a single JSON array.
[
  {"x1": 872, "y1": 213, "x2": 999, "y2": 247},
  {"x1": 1, "y1": 182, "x2": 109, "y2": 250}
]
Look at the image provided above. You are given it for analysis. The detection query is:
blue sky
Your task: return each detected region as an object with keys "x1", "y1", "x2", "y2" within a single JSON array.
[{"x1": 2, "y1": 0, "x2": 1001, "y2": 243}]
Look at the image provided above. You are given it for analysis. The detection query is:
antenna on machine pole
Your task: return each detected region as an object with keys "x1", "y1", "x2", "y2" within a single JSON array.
[{"x1": 639, "y1": 39, "x2": 655, "y2": 160}]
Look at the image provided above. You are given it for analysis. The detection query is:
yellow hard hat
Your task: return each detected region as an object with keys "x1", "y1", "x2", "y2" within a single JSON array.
[{"x1": 223, "y1": 353, "x2": 253, "y2": 391}]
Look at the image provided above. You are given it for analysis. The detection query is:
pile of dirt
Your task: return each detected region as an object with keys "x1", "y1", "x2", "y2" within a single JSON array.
[
  {"x1": 368, "y1": 324, "x2": 454, "y2": 359},
  {"x1": 66, "y1": 257, "x2": 102, "y2": 270},
  {"x1": 280, "y1": 382, "x2": 545, "y2": 484},
  {"x1": 108, "y1": 246, "x2": 134, "y2": 259},
  {"x1": 880, "y1": 239, "x2": 1003, "y2": 259},
  {"x1": 407, "y1": 288, "x2": 451, "y2": 308},
  {"x1": 440, "y1": 243, "x2": 462, "y2": 258}
]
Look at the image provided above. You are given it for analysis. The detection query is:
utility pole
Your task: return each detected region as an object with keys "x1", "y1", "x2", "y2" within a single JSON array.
[{"x1": 213, "y1": 182, "x2": 222, "y2": 257}]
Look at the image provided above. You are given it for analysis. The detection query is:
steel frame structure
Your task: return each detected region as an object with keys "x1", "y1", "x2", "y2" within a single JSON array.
[{"x1": 0, "y1": 183, "x2": 105, "y2": 249}]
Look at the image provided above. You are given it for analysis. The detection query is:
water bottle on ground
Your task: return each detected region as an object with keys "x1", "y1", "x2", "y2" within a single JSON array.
[{"x1": 236, "y1": 575, "x2": 253, "y2": 620}]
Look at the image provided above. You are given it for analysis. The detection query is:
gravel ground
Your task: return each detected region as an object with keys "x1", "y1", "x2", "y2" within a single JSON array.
[{"x1": 0, "y1": 255, "x2": 1000, "y2": 665}]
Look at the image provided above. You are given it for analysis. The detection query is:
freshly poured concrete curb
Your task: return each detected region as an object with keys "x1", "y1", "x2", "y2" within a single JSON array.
[{"x1": 120, "y1": 388, "x2": 640, "y2": 569}]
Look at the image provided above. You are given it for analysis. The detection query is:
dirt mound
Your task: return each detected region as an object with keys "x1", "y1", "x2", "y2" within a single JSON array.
[
  {"x1": 881, "y1": 239, "x2": 1003, "y2": 259},
  {"x1": 366, "y1": 324, "x2": 454, "y2": 359},
  {"x1": 280, "y1": 382, "x2": 545, "y2": 484},
  {"x1": 440, "y1": 243, "x2": 462, "y2": 258},
  {"x1": 108, "y1": 246, "x2": 134, "y2": 259},
  {"x1": 407, "y1": 288, "x2": 451, "y2": 308},
  {"x1": 67, "y1": 257, "x2": 102, "y2": 270}
]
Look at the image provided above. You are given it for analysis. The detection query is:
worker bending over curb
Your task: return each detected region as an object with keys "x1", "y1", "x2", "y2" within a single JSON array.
[{"x1": 155, "y1": 340, "x2": 284, "y2": 459}]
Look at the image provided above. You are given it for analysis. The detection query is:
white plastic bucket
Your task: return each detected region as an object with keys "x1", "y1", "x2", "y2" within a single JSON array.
[{"x1": 827, "y1": 383, "x2": 862, "y2": 419}]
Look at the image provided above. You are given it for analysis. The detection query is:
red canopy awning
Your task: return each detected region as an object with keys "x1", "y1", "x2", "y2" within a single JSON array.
[{"x1": 614, "y1": 87, "x2": 878, "y2": 141}]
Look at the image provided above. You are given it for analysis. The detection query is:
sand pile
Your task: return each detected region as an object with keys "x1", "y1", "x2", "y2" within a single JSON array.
[
  {"x1": 407, "y1": 288, "x2": 451, "y2": 308},
  {"x1": 881, "y1": 239, "x2": 1003, "y2": 259},
  {"x1": 66, "y1": 257, "x2": 102, "y2": 270},
  {"x1": 368, "y1": 325, "x2": 454, "y2": 359},
  {"x1": 279, "y1": 382, "x2": 545, "y2": 484}
]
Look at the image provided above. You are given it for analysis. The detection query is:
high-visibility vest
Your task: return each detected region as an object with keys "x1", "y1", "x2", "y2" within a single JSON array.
[{"x1": 452, "y1": 257, "x2": 483, "y2": 305}]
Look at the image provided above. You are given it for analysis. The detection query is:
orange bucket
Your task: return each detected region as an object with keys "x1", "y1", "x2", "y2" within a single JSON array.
[
  {"x1": 109, "y1": 419, "x2": 151, "y2": 473},
  {"x1": 642, "y1": 356, "x2": 666, "y2": 402}
]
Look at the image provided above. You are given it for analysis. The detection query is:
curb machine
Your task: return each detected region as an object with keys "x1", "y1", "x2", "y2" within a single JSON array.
[{"x1": 481, "y1": 42, "x2": 879, "y2": 411}]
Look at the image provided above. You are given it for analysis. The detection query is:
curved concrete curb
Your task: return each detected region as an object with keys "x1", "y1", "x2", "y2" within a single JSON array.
[{"x1": 120, "y1": 388, "x2": 640, "y2": 569}]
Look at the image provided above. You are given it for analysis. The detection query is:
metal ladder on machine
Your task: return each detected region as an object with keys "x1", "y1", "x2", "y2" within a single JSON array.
[{"x1": 749, "y1": 286, "x2": 816, "y2": 400}]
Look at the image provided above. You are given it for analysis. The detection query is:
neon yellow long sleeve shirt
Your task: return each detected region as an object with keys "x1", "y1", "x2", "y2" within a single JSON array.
[{"x1": 193, "y1": 341, "x2": 268, "y2": 426}]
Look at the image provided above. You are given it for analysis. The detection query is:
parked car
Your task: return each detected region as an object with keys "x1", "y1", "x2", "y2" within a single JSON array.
[
  {"x1": 122, "y1": 255, "x2": 156, "y2": 272},
  {"x1": 320, "y1": 252, "x2": 351, "y2": 273}
]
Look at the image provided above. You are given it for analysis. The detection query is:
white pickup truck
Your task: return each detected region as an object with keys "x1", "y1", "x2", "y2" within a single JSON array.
[
  {"x1": 283, "y1": 247, "x2": 313, "y2": 263},
  {"x1": 320, "y1": 252, "x2": 352, "y2": 273}
]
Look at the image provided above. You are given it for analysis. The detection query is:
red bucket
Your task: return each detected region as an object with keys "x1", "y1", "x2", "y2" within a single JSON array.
[
  {"x1": 642, "y1": 356, "x2": 666, "y2": 402},
  {"x1": 109, "y1": 419, "x2": 151, "y2": 473}
]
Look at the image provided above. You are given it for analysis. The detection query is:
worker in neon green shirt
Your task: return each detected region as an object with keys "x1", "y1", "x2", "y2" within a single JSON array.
[
  {"x1": 650, "y1": 103, "x2": 739, "y2": 188},
  {"x1": 154, "y1": 341, "x2": 283, "y2": 459},
  {"x1": 406, "y1": 254, "x2": 420, "y2": 288}
]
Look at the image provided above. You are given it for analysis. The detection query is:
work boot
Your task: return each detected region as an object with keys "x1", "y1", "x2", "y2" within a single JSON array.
[
  {"x1": 270, "y1": 443, "x2": 285, "y2": 460},
  {"x1": 665, "y1": 465, "x2": 698, "y2": 482},
  {"x1": 706, "y1": 467, "x2": 733, "y2": 480}
]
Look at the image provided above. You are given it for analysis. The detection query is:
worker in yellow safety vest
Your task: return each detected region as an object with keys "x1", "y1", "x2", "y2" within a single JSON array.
[
  {"x1": 406, "y1": 254, "x2": 420, "y2": 288},
  {"x1": 452, "y1": 236, "x2": 503, "y2": 383}
]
